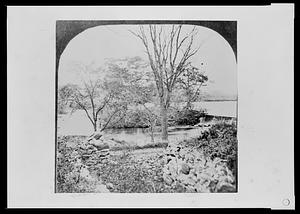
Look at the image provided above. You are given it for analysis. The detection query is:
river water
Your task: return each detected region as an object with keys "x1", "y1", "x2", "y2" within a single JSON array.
[{"x1": 57, "y1": 101, "x2": 237, "y2": 146}]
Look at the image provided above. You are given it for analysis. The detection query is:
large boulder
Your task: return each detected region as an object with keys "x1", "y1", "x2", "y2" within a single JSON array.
[
  {"x1": 180, "y1": 163, "x2": 190, "y2": 175},
  {"x1": 87, "y1": 132, "x2": 117, "y2": 150},
  {"x1": 79, "y1": 165, "x2": 93, "y2": 181},
  {"x1": 95, "y1": 184, "x2": 110, "y2": 193},
  {"x1": 87, "y1": 131, "x2": 104, "y2": 142},
  {"x1": 90, "y1": 139, "x2": 110, "y2": 150}
]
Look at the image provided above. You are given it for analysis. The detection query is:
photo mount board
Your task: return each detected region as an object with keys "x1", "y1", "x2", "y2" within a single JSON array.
[{"x1": 7, "y1": 5, "x2": 294, "y2": 209}]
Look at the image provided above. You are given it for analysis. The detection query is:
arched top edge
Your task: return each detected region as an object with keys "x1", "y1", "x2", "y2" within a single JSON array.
[{"x1": 56, "y1": 20, "x2": 237, "y2": 71}]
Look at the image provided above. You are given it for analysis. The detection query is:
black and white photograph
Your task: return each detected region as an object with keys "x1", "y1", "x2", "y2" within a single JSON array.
[
  {"x1": 55, "y1": 21, "x2": 238, "y2": 193},
  {"x1": 7, "y1": 5, "x2": 294, "y2": 208}
]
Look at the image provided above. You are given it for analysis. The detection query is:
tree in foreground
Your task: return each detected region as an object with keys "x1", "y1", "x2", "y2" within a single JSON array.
[
  {"x1": 131, "y1": 25, "x2": 203, "y2": 142},
  {"x1": 105, "y1": 57, "x2": 159, "y2": 142},
  {"x1": 58, "y1": 66, "x2": 129, "y2": 134}
]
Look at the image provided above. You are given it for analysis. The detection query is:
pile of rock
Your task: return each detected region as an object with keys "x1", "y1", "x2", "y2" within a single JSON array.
[
  {"x1": 80, "y1": 144, "x2": 100, "y2": 167},
  {"x1": 162, "y1": 142, "x2": 236, "y2": 193},
  {"x1": 57, "y1": 136, "x2": 112, "y2": 193},
  {"x1": 77, "y1": 133, "x2": 111, "y2": 168}
]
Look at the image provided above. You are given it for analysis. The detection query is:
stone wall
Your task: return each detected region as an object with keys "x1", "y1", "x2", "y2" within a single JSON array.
[
  {"x1": 57, "y1": 135, "x2": 111, "y2": 193},
  {"x1": 78, "y1": 141, "x2": 110, "y2": 170},
  {"x1": 162, "y1": 138, "x2": 236, "y2": 193}
]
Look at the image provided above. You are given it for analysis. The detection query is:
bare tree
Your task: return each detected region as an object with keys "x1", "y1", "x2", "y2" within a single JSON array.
[
  {"x1": 59, "y1": 75, "x2": 128, "y2": 133},
  {"x1": 130, "y1": 24, "x2": 202, "y2": 141}
]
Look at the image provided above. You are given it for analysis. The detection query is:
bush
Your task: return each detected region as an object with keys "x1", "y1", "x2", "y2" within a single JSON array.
[
  {"x1": 199, "y1": 122, "x2": 237, "y2": 176},
  {"x1": 174, "y1": 109, "x2": 207, "y2": 126},
  {"x1": 182, "y1": 122, "x2": 237, "y2": 177},
  {"x1": 107, "y1": 110, "x2": 158, "y2": 129},
  {"x1": 57, "y1": 104, "x2": 68, "y2": 114}
]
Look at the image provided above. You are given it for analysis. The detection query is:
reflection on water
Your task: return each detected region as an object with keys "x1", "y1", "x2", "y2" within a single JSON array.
[
  {"x1": 57, "y1": 101, "x2": 236, "y2": 145},
  {"x1": 104, "y1": 126, "x2": 194, "y2": 136},
  {"x1": 58, "y1": 115, "x2": 203, "y2": 146},
  {"x1": 102, "y1": 126, "x2": 200, "y2": 146},
  {"x1": 104, "y1": 127, "x2": 149, "y2": 135}
]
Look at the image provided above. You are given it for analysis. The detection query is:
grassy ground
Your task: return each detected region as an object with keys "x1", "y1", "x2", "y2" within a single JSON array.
[
  {"x1": 96, "y1": 148, "x2": 189, "y2": 193},
  {"x1": 57, "y1": 135, "x2": 169, "y2": 151},
  {"x1": 57, "y1": 136, "x2": 186, "y2": 193},
  {"x1": 57, "y1": 122, "x2": 237, "y2": 193}
]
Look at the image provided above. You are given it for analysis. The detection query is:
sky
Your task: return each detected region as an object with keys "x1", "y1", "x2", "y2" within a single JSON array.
[{"x1": 58, "y1": 24, "x2": 237, "y2": 98}]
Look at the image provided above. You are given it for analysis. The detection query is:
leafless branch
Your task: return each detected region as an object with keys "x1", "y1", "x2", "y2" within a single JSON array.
[
  {"x1": 73, "y1": 97, "x2": 95, "y2": 127},
  {"x1": 100, "y1": 106, "x2": 127, "y2": 131}
]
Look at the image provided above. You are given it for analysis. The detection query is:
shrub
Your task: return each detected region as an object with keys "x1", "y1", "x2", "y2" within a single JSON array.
[
  {"x1": 181, "y1": 122, "x2": 237, "y2": 177},
  {"x1": 107, "y1": 110, "x2": 158, "y2": 129},
  {"x1": 197, "y1": 122, "x2": 237, "y2": 176},
  {"x1": 174, "y1": 109, "x2": 207, "y2": 126}
]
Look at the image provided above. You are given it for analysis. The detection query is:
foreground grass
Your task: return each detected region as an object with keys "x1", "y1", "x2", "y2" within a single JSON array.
[
  {"x1": 57, "y1": 122, "x2": 237, "y2": 193},
  {"x1": 57, "y1": 136, "x2": 182, "y2": 193},
  {"x1": 96, "y1": 148, "x2": 186, "y2": 193}
]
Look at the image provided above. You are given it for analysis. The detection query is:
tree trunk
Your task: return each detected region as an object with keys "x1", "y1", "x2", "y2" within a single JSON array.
[
  {"x1": 186, "y1": 100, "x2": 192, "y2": 110},
  {"x1": 94, "y1": 119, "x2": 102, "y2": 133},
  {"x1": 93, "y1": 122, "x2": 97, "y2": 132},
  {"x1": 150, "y1": 128, "x2": 155, "y2": 143},
  {"x1": 150, "y1": 120, "x2": 155, "y2": 143},
  {"x1": 160, "y1": 100, "x2": 168, "y2": 142},
  {"x1": 186, "y1": 89, "x2": 193, "y2": 110}
]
